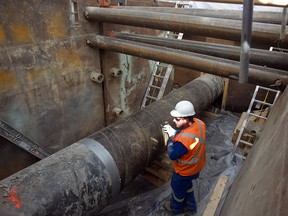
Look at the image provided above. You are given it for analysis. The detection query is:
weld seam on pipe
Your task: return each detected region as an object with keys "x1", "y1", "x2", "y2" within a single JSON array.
[{"x1": 80, "y1": 138, "x2": 121, "y2": 197}]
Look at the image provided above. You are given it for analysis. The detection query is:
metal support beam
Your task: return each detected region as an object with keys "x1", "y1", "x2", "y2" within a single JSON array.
[
  {"x1": 86, "y1": 35, "x2": 288, "y2": 87},
  {"x1": 0, "y1": 74, "x2": 224, "y2": 215},
  {"x1": 84, "y1": 7, "x2": 288, "y2": 48},
  {"x1": 114, "y1": 32, "x2": 288, "y2": 70},
  {"x1": 239, "y1": 0, "x2": 254, "y2": 84}
]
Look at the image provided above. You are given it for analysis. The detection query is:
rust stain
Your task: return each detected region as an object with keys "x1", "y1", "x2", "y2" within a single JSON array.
[
  {"x1": 0, "y1": 70, "x2": 17, "y2": 90},
  {"x1": 55, "y1": 47, "x2": 82, "y2": 69},
  {"x1": 10, "y1": 23, "x2": 33, "y2": 43},
  {"x1": 25, "y1": 68, "x2": 49, "y2": 84},
  {"x1": 0, "y1": 24, "x2": 6, "y2": 44},
  {"x1": 8, "y1": 187, "x2": 22, "y2": 209},
  {"x1": 48, "y1": 12, "x2": 66, "y2": 38}
]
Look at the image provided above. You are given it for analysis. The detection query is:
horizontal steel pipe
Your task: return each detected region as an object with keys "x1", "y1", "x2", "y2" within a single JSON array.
[
  {"x1": 84, "y1": 7, "x2": 288, "y2": 48},
  {"x1": 110, "y1": 6, "x2": 283, "y2": 24},
  {"x1": 0, "y1": 74, "x2": 224, "y2": 215},
  {"x1": 86, "y1": 35, "x2": 288, "y2": 87},
  {"x1": 157, "y1": 0, "x2": 288, "y2": 7},
  {"x1": 114, "y1": 32, "x2": 288, "y2": 70}
]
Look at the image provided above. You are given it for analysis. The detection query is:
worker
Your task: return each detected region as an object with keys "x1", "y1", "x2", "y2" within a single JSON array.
[{"x1": 162, "y1": 100, "x2": 206, "y2": 215}]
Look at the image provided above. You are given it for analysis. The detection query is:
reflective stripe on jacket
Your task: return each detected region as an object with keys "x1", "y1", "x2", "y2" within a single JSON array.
[{"x1": 172, "y1": 118, "x2": 206, "y2": 176}]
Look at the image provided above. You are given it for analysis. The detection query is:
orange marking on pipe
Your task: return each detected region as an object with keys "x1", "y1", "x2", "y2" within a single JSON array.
[{"x1": 8, "y1": 187, "x2": 22, "y2": 209}]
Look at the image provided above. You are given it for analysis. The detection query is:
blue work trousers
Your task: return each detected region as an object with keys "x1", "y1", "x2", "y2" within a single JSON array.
[{"x1": 170, "y1": 171, "x2": 199, "y2": 214}]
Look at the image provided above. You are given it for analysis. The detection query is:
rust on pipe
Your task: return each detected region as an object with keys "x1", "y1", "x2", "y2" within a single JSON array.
[
  {"x1": 110, "y1": 6, "x2": 283, "y2": 24},
  {"x1": 114, "y1": 32, "x2": 288, "y2": 70},
  {"x1": 84, "y1": 7, "x2": 288, "y2": 48},
  {"x1": 86, "y1": 35, "x2": 288, "y2": 87}
]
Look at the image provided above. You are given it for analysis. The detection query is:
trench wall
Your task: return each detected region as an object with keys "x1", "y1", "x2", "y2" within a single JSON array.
[{"x1": 221, "y1": 86, "x2": 288, "y2": 216}]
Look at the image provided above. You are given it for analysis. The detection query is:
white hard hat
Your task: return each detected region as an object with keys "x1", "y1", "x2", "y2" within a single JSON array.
[{"x1": 170, "y1": 100, "x2": 195, "y2": 117}]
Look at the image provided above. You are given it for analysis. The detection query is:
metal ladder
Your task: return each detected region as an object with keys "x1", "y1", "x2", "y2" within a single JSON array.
[
  {"x1": 234, "y1": 85, "x2": 281, "y2": 160},
  {"x1": 140, "y1": 2, "x2": 191, "y2": 108}
]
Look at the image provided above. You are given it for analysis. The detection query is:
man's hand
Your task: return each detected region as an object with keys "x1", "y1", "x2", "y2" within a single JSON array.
[{"x1": 162, "y1": 124, "x2": 177, "y2": 138}]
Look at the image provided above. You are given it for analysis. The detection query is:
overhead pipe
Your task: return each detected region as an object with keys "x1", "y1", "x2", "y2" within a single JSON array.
[
  {"x1": 110, "y1": 6, "x2": 283, "y2": 24},
  {"x1": 280, "y1": 7, "x2": 288, "y2": 40},
  {"x1": 156, "y1": 0, "x2": 288, "y2": 7},
  {"x1": 113, "y1": 32, "x2": 288, "y2": 70},
  {"x1": 239, "y1": 0, "x2": 254, "y2": 84},
  {"x1": 84, "y1": 7, "x2": 288, "y2": 48},
  {"x1": 0, "y1": 74, "x2": 224, "y2": 215},
  {"x1": 86, "y1": 35, "x2": 288, "y2": 87}
]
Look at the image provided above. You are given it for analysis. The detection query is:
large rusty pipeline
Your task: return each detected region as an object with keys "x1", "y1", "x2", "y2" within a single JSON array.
[
  {"x1": 110, "y1": 6, "x2": 283, "y2": 24},
  {"x1": 0, "y1": 74, "x2": 223, "y2": 215},
  {"x1": 86, "y1": 35, "x2": 288, "y2": 87},
  {"x1": 114, "y1": 32, "x2": 288, "y2": 70},
  {"x1": 84, "y1": 7, "x2": 288, "y2": 48}
]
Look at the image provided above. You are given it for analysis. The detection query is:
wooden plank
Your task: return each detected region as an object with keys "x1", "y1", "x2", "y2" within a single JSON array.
[
  {"x1": 145, "y1": 165, "x2": 172, "y2": 182},
  {"x1": 139, "y1": 171, "x2": 167, "y2": 187},
  {"x1": 202, "y1": 111, "x2": 221, "y2": 119},
  {"x1": 221, "y1": 78, "x2": 229, "y2": 111},
  {"x1": 203, "y1": 175, "x2": 228, "y2": 216},
  {"x1": 140, "y1": 151, "x2": 173, "y2": 186}
]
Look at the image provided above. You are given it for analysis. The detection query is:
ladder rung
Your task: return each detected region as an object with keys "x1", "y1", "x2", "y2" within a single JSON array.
[
  {"x1": 254, "y1": 99, "x2": 273, "y2": 106},
  {"x1": 258, "y1": 86, "x2": 280, "y2": 93},
  {"x1": 239, "y1": 139, "x2": 254, "y2": 146},
  {"x1": 149, "y1": 85, "x2": 161, "y2": 89},
  {"x1": 146, "y1": 95, "x2": 157, "y2": 100},
  {"x1": 156, "y1": 62, "x2": 169, "y2": 67},
  {"x1": 249, "y1": 113, "x2": 267, "y2": 120},
  {"x1": 153, "y1": 74, "x2": 164, "y2": 78},
  {"x1": 156, "y1": 64, "x2": 168, "y2": 68},
  {"x1": 235, "y1": 153, "x2": 246, "y2": 160}
]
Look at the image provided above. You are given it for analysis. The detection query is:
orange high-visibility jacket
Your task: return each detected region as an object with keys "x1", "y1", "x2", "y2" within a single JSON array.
[{"x1": 172, "y1": 118, "x2": 206, "y2": 176}]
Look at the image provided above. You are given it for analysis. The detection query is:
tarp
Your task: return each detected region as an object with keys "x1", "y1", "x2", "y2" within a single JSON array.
[{"x1": 98, "y1": 111, "x2": 244, "y2": 216}]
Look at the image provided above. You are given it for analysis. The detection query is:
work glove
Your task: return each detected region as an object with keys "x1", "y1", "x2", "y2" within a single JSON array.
[{"x1": 162, "y1": 124, "x2": 177, "y2": 138}]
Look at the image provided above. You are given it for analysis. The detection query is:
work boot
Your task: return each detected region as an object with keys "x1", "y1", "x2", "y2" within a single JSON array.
[
  {"x1": 184, "y1": 209, "x2": 197, "y2": 215},
  {"x1": 164, "y1": 200, "x2": 186, "y2": 215},
  {"x1": 183, "y1": 206, "x2": 197, "y2": 215}
]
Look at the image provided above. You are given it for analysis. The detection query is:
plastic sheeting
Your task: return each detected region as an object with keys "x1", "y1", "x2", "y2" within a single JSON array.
[{"x1": 98, "y1": 111, "x2": 244, "y2": 216}]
